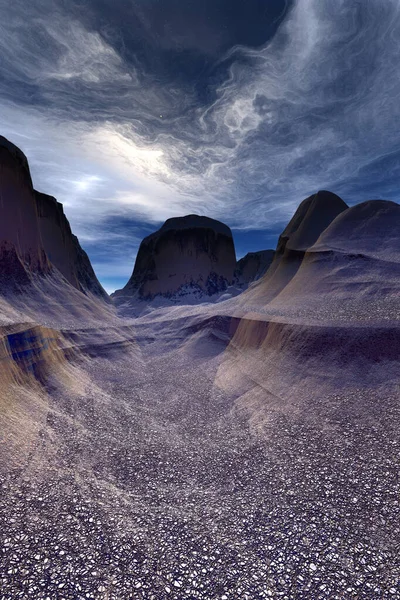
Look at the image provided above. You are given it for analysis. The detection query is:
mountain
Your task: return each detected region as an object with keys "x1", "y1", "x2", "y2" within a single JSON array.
[
  {"x1": 312, "y1": 199, "x2": 399, "y2": 260},
  {"x1": 241, "y1": 190, "x2": 349, "y2": 304},
  {"x1": 234, "y1": 250, "x2": 275, "y2": 288},
  {"x1": 0, "y1": 136, "x2": 111, "y2": 326},
  {"x1": 35, "y1": 191, "x2": 108, "y2": 298},
  {"x1": 113, "y1": 214, "x2": 237, "y2": 301},
  {"x1": 0, "y1": 136, "x2": 49, "y2": 285},
  {"x1": 0, "y1": 136, "x2": 107, "y2": 297},
  {"x1": 276, "y1": 190, "x2": 349, "y2": 254},
  {"x1": 268, "y1": 199, "x2": 400, "y2": 320}
]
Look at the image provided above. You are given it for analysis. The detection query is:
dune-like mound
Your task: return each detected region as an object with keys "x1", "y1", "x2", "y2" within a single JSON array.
[
  {"x1": 277, "y1": 190, "x2": 349, "y2": 253},
  {"x1": 264, "y1": 200, "x2": 400, "y2": 323},
  {"x1": 234, "y1": 250, "x2": 275, "y2": 288},
  {"x1": 113, "y1": 214, "x2": 237, "y2": 300},
  {"x1": 240, "y1": 190, "x2": 348, "y2": 304},
  {"x1": 312, "y1": 200, "x2": 400, "y2": 260}
]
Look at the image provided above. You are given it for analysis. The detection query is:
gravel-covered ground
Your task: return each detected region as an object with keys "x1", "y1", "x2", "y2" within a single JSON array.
[{"x1": 0, "y1": 317, "x2": 399, "y2": 599}]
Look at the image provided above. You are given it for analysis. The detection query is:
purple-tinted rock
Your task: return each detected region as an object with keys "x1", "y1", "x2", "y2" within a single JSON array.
[
  {"x1": 0, "y1": 136, "x2": 107, "y2": 299},
  {"x1": 0, "y1": 136, "x2": 48, "y2": 279},
  {"x1": 35, "y1": 192, "x2": 108, "y2": 298},
  {"x1": 114, "y1": 215, "x2": 237, "y2": 300},
  {"x1": 240, "y1": 190, "x2": 349, "y2": 304},
  {"x1": 235, "y1": 250, "x2": 275, "y2": 288}
]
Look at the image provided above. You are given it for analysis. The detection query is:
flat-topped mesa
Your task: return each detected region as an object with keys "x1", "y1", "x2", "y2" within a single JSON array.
[
  {"x1": 114, "y1": 215, "x2": 237, "y2": 300},
  {"x1": 35, "y1": 192, "x2": 108, "y2": 299},
  {"x1": 0, "y1": 136, "x2": 48, "y2": 280},
  {"x1": 235, "y1": 250, "x2": 275, "y2": 288}
]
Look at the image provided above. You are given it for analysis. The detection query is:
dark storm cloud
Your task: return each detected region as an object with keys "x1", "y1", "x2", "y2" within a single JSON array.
[{"x1": 0, "y1": 0, "x2": 399, "y2": 290}]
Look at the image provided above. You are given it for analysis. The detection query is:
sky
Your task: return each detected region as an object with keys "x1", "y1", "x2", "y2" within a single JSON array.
[{"x1": 1, "y1": 0, "x2": 400, "y2": 293}]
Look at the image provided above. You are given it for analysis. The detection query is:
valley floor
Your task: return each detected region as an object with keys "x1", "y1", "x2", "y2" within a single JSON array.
[{"x1": 0, "y1": 309, "x2": 399, "y2": 599}]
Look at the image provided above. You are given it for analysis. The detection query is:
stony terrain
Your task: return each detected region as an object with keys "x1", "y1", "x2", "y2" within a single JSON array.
[{"x1": 0, "y1": 311, "x2": 399, "y2": 600}]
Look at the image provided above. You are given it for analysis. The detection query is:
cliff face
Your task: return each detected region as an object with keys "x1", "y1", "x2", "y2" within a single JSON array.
[
  {"x1": 114, "y1": 215, "x2": 237, "y2": 300},
  {"x1": 234, "y1": 250, "x2": 275, "y2": 288},
  {"x1": 0, "y1": 136, "x2": 48, "y2": 283},
  {"x1": 35, "y1": 192, "x2": 108, "y2": 299},
  {"x1": 0, "y1": 136, "x2": 107, "y2": 300},
  {"x1": 34, "y1": 192, "x2": 78, "y2": 288}
]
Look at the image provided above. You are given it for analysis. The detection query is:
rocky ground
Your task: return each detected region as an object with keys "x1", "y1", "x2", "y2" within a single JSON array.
[{"x1": 0, "y1": 316, "x2": 399, "y2": 600}]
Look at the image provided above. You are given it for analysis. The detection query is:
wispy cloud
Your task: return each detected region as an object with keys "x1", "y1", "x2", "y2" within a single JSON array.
[{"x1": 0, "y1": 0, "x2": 399, "y2": 288}]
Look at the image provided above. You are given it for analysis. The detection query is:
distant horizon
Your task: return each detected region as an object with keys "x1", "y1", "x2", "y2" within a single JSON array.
[
  {"x1": 3, "y1": 130, "x2": 395, "y2": 294},
  {"x1": 9, "y1": 133, "x2": 395, "y2": 294}
]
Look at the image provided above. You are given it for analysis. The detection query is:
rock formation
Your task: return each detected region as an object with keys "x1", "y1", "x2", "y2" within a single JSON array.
[
  {"x1": 113, "y1": 215, "x2": 237, "y2": 300},
  {"x1": 234, "y1": 250, "x2": 275, "y2": 288},
  {"x1": 0, "y1": 136, "x2": 48, "y2": 284},
  {"x1": 238, "y1": 198, "x2": 399, "y2": 324},
  {"x1": 35, "y1": 192, "x2": 108, "y2": 298},
  {"x1": 275, "y1": 190, "x2": 349, "y2": 255},
  {"x1": 272, "y1": 200, "x2": 400, "y2": 311},
  {"x1": 242, "y1": 190, "x2": 348, "y2": 304},
  {"x1": 312, "y1": 199, "x2": 399, "y2": 260},
  {"x1": 0, "y1": 136, "x2": 107, "y2": 299}
]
